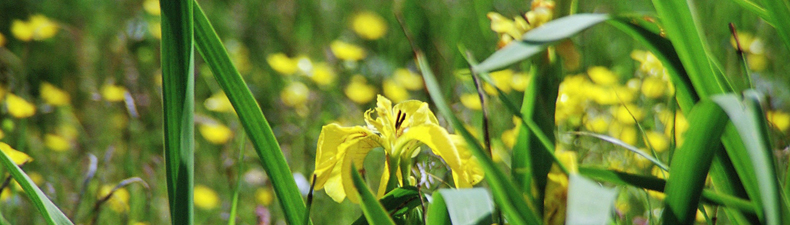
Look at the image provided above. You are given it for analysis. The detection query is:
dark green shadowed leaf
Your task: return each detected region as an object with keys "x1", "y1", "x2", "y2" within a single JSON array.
[
  {"x1": 474, "y1": 14, "x2": 609, "y2": 73},
  {"x1": 566, "y1": 174, "x2": 616, "y2": 225},
  {"x1": 0, "y1": 144, "x2": 74, "y2": 225},
  {"x1": 351, "y1": 187, "x2": 422, "y2": 225},
  {"x1": 712, "y1": 91, "x2": 783, "y2": 225},
  {"x1": 417, "y1": 52, "x2": 540, "y2": 225},
  {"x1": 192, "y1": 2, "x2": 307, "y2": 225},
  {"x1": 159, "y1": 0, "x2": 195, "y2": 223},
  {"x1": 662, "y1": 100, "x2": 729, "y2": 224},
  {"x1": 351, "y1": 166, "x2": 396, "y2": 225}
]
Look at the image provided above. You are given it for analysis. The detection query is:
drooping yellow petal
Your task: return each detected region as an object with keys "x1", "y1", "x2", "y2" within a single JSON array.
[
  {"x1": 397, "y1": 124, "x2": 470, "y2": 188},
  {"x1": 448, "y1": 135, "x2": 484, "y2": 188},
  {"x1": 6, "y1": 94, "x2": 36, "y2": 118},
  {"x1": 0, "y1": 142, "x2": 33, "y2": 165},
  {"x1": 337, "y1": 131, "x2": 382, "y2": 203},
  {"x1": 314, "y1": 124, "x2": 380, "y2": 192}
]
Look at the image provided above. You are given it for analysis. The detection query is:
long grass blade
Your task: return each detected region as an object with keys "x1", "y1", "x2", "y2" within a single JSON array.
[
  {"x1": 417, "y1": 52, "x2": 540, "y2": 225},
  {"x1": 0, "y1": 143, "x2": 74, "y2": 225},
  {"x1": 351, "y1": 166, "x2": 396, "y2": 225},
  {"x1": 192, "y1": 2, "x2": 307, "y2": 224},
  {"x1": 159, "y1": 0, "x2": 195, "y2": 223}
]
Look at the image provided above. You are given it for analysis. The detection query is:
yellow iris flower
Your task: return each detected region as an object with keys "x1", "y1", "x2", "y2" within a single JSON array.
[{"x1": 313, "y1": 95, "x2": 483, "y2": 203}]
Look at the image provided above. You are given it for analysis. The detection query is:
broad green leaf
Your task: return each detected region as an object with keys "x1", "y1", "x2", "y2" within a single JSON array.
[
  {"x1": 417, "y1": 52, "x2": 540, "y2": 225},
  {"x1": 0, "y1": 143, "x2": 74, "y2": 225},
  {"x1": 351, "y1": 166, "x2": 396, "y2": 225},
  {"x1": 473, "y1": 14, "x2": 609, "y2": 73},
  {"x1": 426, "y1": 191, "x2": 451, "y2": 225},
  {"x1": 712, "y1": 91, "x2": 782, "y2": 225},
  {"x1": 578, "y1": 167, "x2": 756, "y2": 215},
  {"x1": 662, "y1": 100, "x2": 729, "y2": 224},
  {"x1": 160, "y1": 0, "x2": 195, "y2": 223},
  {"x1": 193, "y1": 2, "x2": 307, "y2": 225},
  {"x1": 566, "y1": 174, "x2": 617, "y2": 225},
  {"x1": 436, "y1": 188, "x2": 495, "y2": 225}
]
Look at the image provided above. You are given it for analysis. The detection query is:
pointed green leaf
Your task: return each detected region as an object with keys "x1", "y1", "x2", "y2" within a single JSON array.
[{"x1": 351, "y1": 166, "x2": 396, "y2": 225}]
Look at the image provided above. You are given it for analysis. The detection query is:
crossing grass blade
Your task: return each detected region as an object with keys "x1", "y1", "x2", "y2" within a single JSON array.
[
  {"x1": 417, "y1": 52, "x2": 540, "y2": 225},
  {"x1": 351, "y1": 166, "x2": 396, "y2": 225},
  {"x1": 661, "y1": 100, "x2": 729, "y2": 224},
  {"x1": 159, "y1": 0, "x2": 195, "y2": 224},
  {"x1": 0, "y1": 143, "x2": 74, "y2": 225},
  {"x1": 192, "y1": 2, "x2": 307, "y2": 225}
]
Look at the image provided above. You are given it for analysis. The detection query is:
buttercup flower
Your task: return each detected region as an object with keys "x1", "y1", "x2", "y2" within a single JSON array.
[
  {"x1": 267, "y1": 53, "x2": 299, "y2": 75},
  {"x1": 199, "y1": 123, "x2": 233, "y2": 145},
  {"x1": 11, "y1": 14, "x2": 59, "y2": 42},
  {"x1": 460, "y1": 93, "x2": 482, "y2": 110},
  {"x1": 204, "y1": 92, "x2": 235, "y2": 113},
  {"x1": 6, "y1": 94, "x2": 36, "y2": 118},
  {"x1": 344, "y1": 75, "x2": 377, "y2": 104},
  {"x1": 45, "y1": 134, "x2": 71, "y2": 152},
  {"x1": 313, "y1": 96, "x2": 483, "y2": 203},
  {"x1": 392, "y1": 69, "x2": 423, "y2": 91},
  {"x1": 194, "y1": 185, "x2": 220, "y2": 210},
  {"x1": 98, "y1": 185, "x2": 130, "y2": 213},
  {"x1": 143, "y1": 0, "x2": 160, "y2": 15},
  {"x1": 382, "y1": 79, "x2": 409, "y2": 104},
  {"x1": 330, "y1": 40, "x2": 366, "y2": 61},
  {"x1": 40, "y1": 82, "x2": 70, "y2": 106},
  {"x1": 280, "y1": 82, "x2": 310, "y2": 107},
  {"x1": 352, "y1": 11, "x2": 388, "y2": 40},
  {"x1": 101, "y1": 84, "x2": 128, "y2": 102}
]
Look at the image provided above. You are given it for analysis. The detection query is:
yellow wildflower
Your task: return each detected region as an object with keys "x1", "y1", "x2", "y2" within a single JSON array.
[
  {"x1": 612, "y1": 104, "x2": 644, "y2": 124},
  {"x1": 45, "y1": 134, "x2": 70, "y2": 152},
  {"x1": 204, "y1": 92, "x2": 235, "y2": 113},
  {"x1": 352, "y1": 11, "x2": 388, "y2": 40},
  {"x1": 1, "y1": 188, "x2": 10, "y2": 201},
  {"x1": 460, "y1": 93, "x2": 482, "y2": 111},
  {"x1": 314, "y1": 96, "x2": 483, "y2": 203},
  {"x1": 393, "y1": 69, "x2": 423, "y2": 91},
  {"x1": 0, "y1": 142, "x2": 33, "y2": 165},
  {"x1": 199, "y1": 123, "x2": 233, "y2": 145},
  {"x1": 747, "y1": 53, "x2": 768, "y2": 72},
  {"x1": 310, "y1": 62, "x2": 336, "y2": 86},
  {"x1": 280, "y1": 82, "x2": 310, "y2": 107},
  {"x1": 645, "y1": 131, "x2": 669, "y2": 153},
  {"x1": 383, "y1": 79, "x2": 409, "y2": 104},
  {"x1": 143, "y1": 0, "x2": 160, "y2": 15},
  {"x1": 40, "y1": 82, "x2": 70, "y2": 106},
  {"x1": 98, "y1": 185, "x2": 130, "y2": 213},
  {"x1": 266, "y1": 53, "x2": 298, "y2": 75},
  {"x1": 511, "y1": 72, "x2": 531, "y2": 92},
  {"x1": 584, "y1": 116, "x2": 609, "y2": 133},
  {"x1": 101, "y1": 84, "x2": 127, "y2": 102},
  {"x1": 344, "y1": 75, "x2": 377, "y2": 104},
  {"x1": 255, "y1": 188, "x2": 273, "y2": 206},
  {"x1": 767, "y1": 110, "x2": 790, "y2": 132},
  {"x1": 631, "y1": 50, "x2": 665, "y2": 76},
  {"x1": 483, "y1": 69, "x2": 513, "y2": 95},
  {"x1": 148, "y1": 22, "x2": 161, "y2": 39},
  {"x1": 194, "y1": 185, "x2": 220, "y2": 210},
  {"x1": 609, "y1": 122, "x2": 637, "y2": 146},
  {"x1": 730, "y1": 32, "x2": 756, "y2": 52},
  {"x1": 641, "y1": 76, "x2": 666, "y2": 99},
  {"x1": 330, "y1": 40, "x2": 366, "y2": 61},
  {"x1": 587, "y1": 66, "x2": 618, "y2": 86},
  {"x1": 590, "y1": 86, "x2": 635, "y2": 105},
  {"x1": 6, "y1": 94, "x2": 36, "y2": 118},
  {"x1": 544, "y1": 151, "x2": 574, "y2": 225},
  {"x1": 11, "y1": 14, "x2": 59, "y2": 42}
]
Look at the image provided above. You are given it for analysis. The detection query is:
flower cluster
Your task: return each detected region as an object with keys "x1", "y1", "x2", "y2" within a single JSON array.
[{"x1": 487, "y1": 0, "x2": 555, "y2": 48}]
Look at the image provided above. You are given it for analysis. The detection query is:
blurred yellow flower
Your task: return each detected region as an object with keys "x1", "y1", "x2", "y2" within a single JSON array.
[
  {"x1": 281, "y1": 82, "x2": 310, "y2": 107},
  {"x1": 204, "y1": 92, "x2": 235, "y2": 113},
  {"x1": 45, "y1": 134, "x2": 70, "y2": 152},
  {"x1": 544, "y1": 151, "x2": 574, "y2": 225},
  {"x1": 310, "y1": 62, "x2": 336, "y2": 86},
  {"x1": 267, "y1": 53, "x2": 298, "y2": 75},
  {"x1": 747, "y1": 53, "x2": 768, "y2": 72},
  {"x1": 330, "y1": 40, "x2": 366, "y2": 61},
  {"x1": 460, "y1": 93, "x2": 482, "y2": 110},
  {"x1": 612, "y1": 104, "x2": 644, "y2": 124},
  {"x1": 641, "y1": 76, "x2": 666, "y2": 99},
  {"x1": 199, "y1": 123, "x2": 233, "y2": 145},
  {"x1": 11, "y1": 14, "x2": 59, "y2": 42},
  {"x1": 383, "y1": 79, "x2": 409, "y2": 104},
  {"x1": 344, "y1": 75, "x2": 377, "y2": 104},
  {"x1": 585, "y1": 117, "x2": 609, "y2": 133},
  {"x1": 631, "y1": 50, "x2": 665, "y2": 76},
  {"x1": 590, "y1": 86, "x2": 635, "y2": 105},
  {"x1": 393, "y1": 69, "x2": 423, "y2": 91},
  {"x1": 0, "y1": 142, "x2": 33, "y2": 165},
  {"x1": 483, "y1": 69, "x2": 513, "y2": 95},
  {"x1": 143, "y1": 0, "x2": 160, "y2": 15},
  {"x1": 645, "y1": 131, "x2": 669, "y2": 153},
  {"x1": 194, "y1": 185, "x2": 220, "y2": 210},
  {"x1": 587, "y1": 66, "x2": 618, "y2": 86},
  {"x1": 40, "y1": 82, "x2": 70, "y2": 106},
  {"x1": 0, "y1": 188, "x2": 10, "y2": 201},
  {"x1": 255, "y1": 188, "x2": 273, "y2": 206},
  {"x1": 101, "y1": 84, "x2": 127, "y2": 102},
  {"x1": 98, "y1": 185, "x2": 130, "y2": 213},
  {"x1": 767, "y1": 110, "x2": 790, "y2": 132},
  {"x1": 352, "y1": 11, "x2": 387, "y2": 40},
  {"x1": 730, "y1": 32, "x2": 756, "y2": 52},
  {"x1": 148, "y1": 22, "x2": 161, "y2": 39},
  {"x1": 6, "y1": 94, "x2": 36, "y2": 118},
  {"x1": 511, "y1": 72, "x2": 531, "y2": 92},
  {"x1": 609, "y1": 122, "x2": 637, "y2": 146}
]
